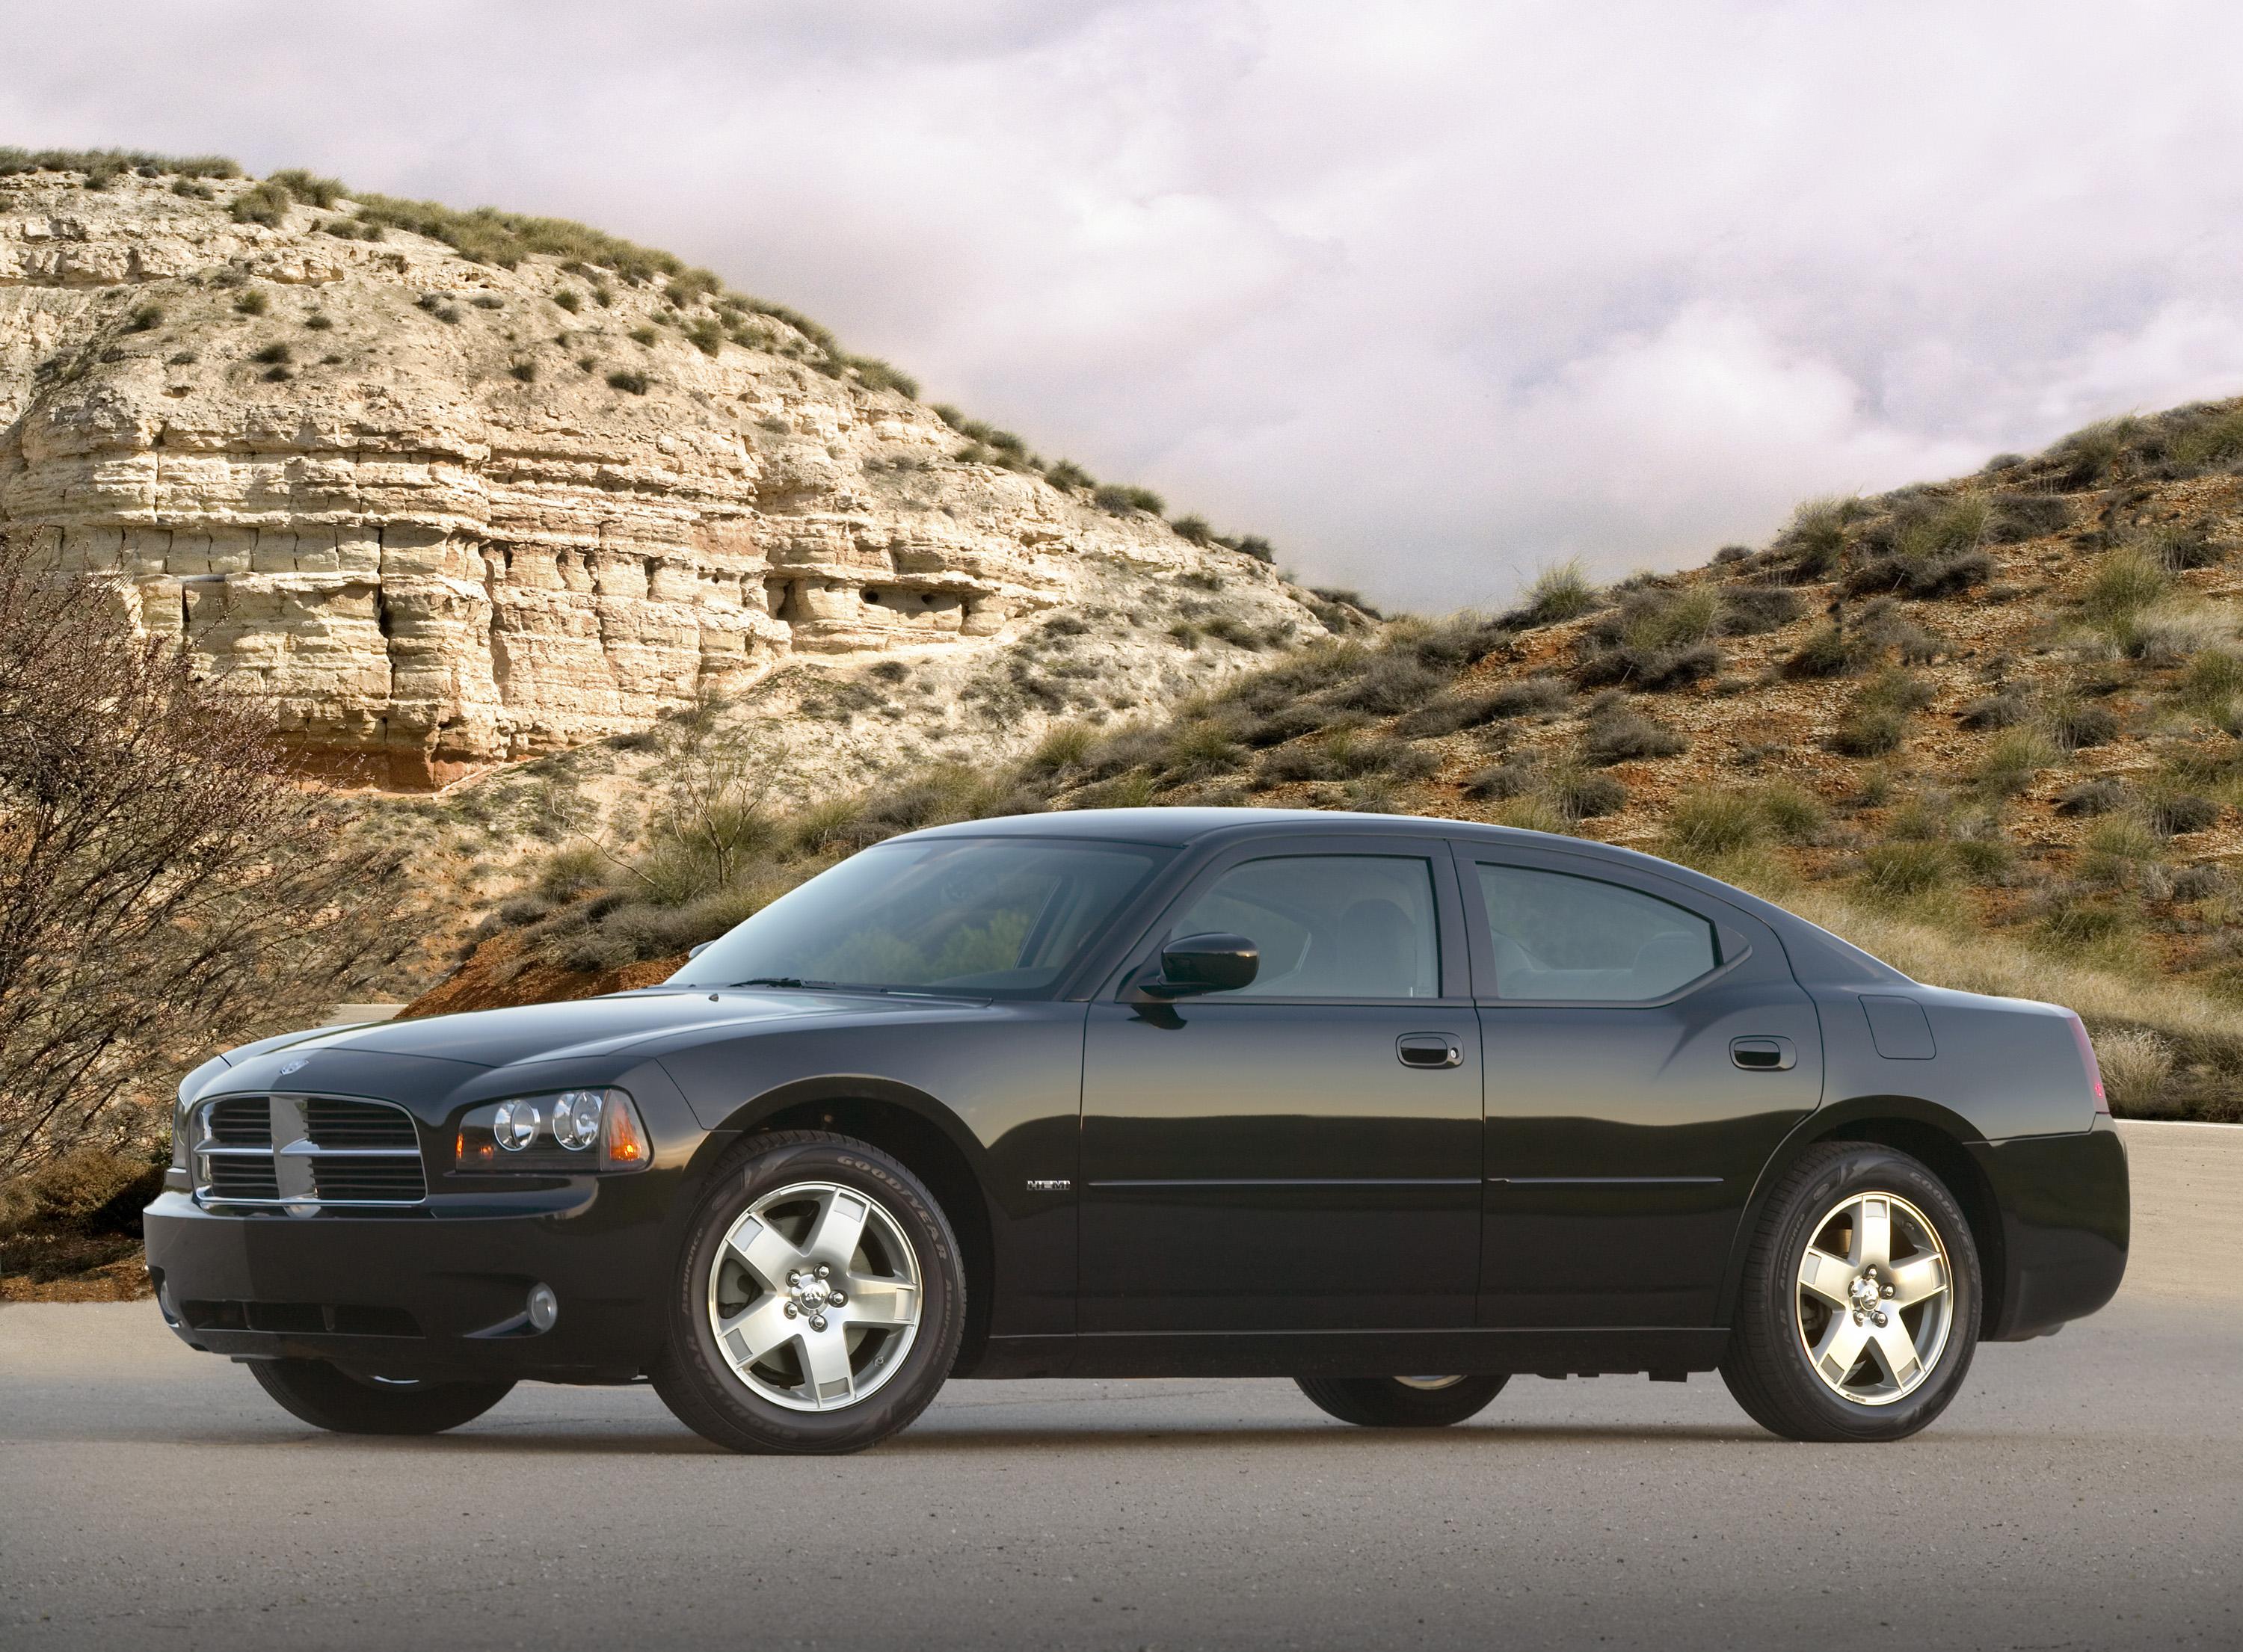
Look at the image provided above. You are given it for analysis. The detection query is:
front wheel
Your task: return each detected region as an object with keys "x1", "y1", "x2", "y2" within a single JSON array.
[
  {"x1": 1720, "y1": 1142, "x2": 1981, "y2": 1443},
  {"x1": 650, "y1": 1130, "x2": 965, "y2": 1454},
  {"x1": 1295, "y1": 1373, "x2": 1509, "y2": 1428},
  {"x1": 249, "y1": 1359, "x2": 514, "y2": 1435}
]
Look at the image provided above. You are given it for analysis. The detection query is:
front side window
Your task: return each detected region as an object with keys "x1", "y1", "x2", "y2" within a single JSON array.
[
  {"x1": 1168, "y1": 854, "x2": 1441, "y2": 999},
  {"x1": 668, "y1": 838, "x2": 1171, "y2": 996},
  {"x1": 1474, "y1": 863, "x2": 1717, "y2": 1002}
]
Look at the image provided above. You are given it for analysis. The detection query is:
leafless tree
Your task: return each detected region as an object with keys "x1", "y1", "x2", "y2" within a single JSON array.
[{"x1": 0, "y1": 531, "x2": 408, "y2": 1179}]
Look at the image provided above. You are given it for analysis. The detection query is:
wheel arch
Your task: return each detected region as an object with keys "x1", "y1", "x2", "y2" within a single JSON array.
[
  {"x1": 685, "y1": 1077, "x2": 999, "y2": 1377},
  {"x1": 1717, "y1": 1097, "x2": 2007, "y2": 1334}
]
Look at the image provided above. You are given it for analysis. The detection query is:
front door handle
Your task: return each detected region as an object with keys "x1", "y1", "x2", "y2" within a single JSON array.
[
  {"x1": 1397, "y1": 1033, "x2": 1462, "y2": 1069},
  {"x1": 1730, "y1": 1036, "x2": 1796, "y2": 1071}
]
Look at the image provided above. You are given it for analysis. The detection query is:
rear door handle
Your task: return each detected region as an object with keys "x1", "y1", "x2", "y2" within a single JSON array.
[
  {"x1": 1397, "y1": 1033, "x2": 1462, "y2": 1069},
  {"x1": 1730, "y1": 1036, "x2": 1796, "y2": 1071}
]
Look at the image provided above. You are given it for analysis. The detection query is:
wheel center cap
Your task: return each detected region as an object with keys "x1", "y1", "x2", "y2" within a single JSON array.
[
  {"x1": 1848, "y1": 1272, "x2": 1881, "y2": 1311},
  {"x1": 793, "y1": 1276, "x2": 835, "y2": 1314}
]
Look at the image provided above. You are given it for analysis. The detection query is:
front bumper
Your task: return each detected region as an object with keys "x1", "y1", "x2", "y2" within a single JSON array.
[
  {"x1": 142, "y1": 1181, "x2": 672, "y2": 1383},
  {"x1": 1972, "y1": 1115, "x2": 2130, "y2": 1341}
]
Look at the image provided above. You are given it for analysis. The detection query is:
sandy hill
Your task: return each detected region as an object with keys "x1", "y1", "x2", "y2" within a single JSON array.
[{"x1": 0, "y1": 149, "x2": 1336, "y2": 787}]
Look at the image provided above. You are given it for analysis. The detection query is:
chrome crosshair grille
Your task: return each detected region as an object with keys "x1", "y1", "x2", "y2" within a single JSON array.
[{"x1": 191, "y1": 1095, "x2": 427, "y2": 1207}]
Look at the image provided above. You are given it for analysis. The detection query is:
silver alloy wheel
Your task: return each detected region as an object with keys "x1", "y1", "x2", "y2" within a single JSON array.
[
  {"x1": 706, "y1": 1180, "x2": 923, "y2": 1412},
  {"x1": 1794, "y1": 1189, "x2": 1954, "y2": 1406},
  {"x1": 1394, "y1": 1375, "x2": 1467, "y2": 1391}
]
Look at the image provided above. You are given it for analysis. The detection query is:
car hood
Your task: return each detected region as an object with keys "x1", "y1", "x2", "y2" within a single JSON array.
[{"x1": 218, "y1": 987, "x2": 938, "y2": 1073}]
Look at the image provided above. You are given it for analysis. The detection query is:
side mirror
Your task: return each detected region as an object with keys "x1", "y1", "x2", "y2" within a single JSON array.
[
  {"x1": 687, "y1": 942, "x2": 713, "y2": 960},
  {"x1": 1145, "y1": 932, "x2": 1258, "y2": 998}
]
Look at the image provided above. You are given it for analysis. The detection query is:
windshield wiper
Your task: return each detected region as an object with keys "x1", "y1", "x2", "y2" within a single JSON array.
[{"x1": 724, "y1": 976, "x2": 839, "y2": 990}]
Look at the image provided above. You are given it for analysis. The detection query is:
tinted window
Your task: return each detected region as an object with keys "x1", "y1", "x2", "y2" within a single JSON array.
[
  {"x1": 1170, "y1": 855, "x2": 1440, "y2": 999},
  {"x1": 1474, "y1": 863, "x2": 1717, "y2": 1002},
  {"x1": 668, "y1": 838, "x2": 1170, "y2": 996}
]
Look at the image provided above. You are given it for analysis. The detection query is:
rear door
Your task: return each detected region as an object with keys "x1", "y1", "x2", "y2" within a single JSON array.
[{"x1": 1456, "y1": 844, "x2": 1823, "y2": 1328}]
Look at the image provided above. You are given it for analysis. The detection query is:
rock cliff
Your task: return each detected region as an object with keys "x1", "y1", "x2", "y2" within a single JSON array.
[{"x1": 0, "y1": 162, "x2": 1325, "y2": 785}]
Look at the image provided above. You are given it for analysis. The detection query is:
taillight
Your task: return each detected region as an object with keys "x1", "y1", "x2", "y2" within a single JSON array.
[{"x1": 2065, "y1": 1014, "x2": 2108, "y2": 1114}]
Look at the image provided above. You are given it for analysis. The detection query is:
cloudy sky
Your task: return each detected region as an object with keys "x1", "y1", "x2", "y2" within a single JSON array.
[{"x1": 10, "y1": 1, "x2": 2243, "y2": 608}]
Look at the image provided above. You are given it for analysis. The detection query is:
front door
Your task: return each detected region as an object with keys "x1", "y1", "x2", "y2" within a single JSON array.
[
  {"x1": 1080, "y1": 839, "x2": 1483, "y2": 1334},
  {"x1": 1456, "y1": 846, "x2": 1824, "y2": 1329}
]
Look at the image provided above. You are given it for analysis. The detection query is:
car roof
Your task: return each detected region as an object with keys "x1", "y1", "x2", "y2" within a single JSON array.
[{"x1": 902, "y1": 808, "x2": 1912, "y2": 987}]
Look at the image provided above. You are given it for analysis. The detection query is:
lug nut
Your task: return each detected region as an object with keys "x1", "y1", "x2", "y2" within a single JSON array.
[
  {"x1": 1881, "y1": 1284, "x2": 1895, "y2": 1298},
  {"x1": 787, "y1": 1272, "x2": 801, "y2": 1287},
  {"x1": 784, "y1": 1302, "x2": 799, "y2": 1319},
  {"x1": 1872, "y1": 1310, "x2": 1889, "y2": 1328},
  {"x1": 810, "y1": 1315, "x2": 828, "y2": 1332},
  {"x1": 816, "y1": 1265, "x2": 830, "y2": 1278},
  {"x1": 830, "y1": 1292, "x2": 846, "y2": 1307}
]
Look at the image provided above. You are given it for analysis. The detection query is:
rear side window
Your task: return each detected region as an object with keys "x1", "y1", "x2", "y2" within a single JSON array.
[
  {"x1": 1473, "y1": 863, "x2": 1717, "y2": 1002},
  {"x1": 1170, "y1": 854, "x2": 1442, "y2": 999}
]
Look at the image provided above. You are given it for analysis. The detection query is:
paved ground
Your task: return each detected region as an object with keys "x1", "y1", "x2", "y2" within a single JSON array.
[{"x1": 1, "y1": 1122, "x2": 2236, "y2": 1651}]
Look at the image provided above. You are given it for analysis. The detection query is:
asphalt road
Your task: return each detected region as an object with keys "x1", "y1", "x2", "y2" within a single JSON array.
[{"x1": 2, "y1": 1122, "x2": 2236, "y2": 1652}]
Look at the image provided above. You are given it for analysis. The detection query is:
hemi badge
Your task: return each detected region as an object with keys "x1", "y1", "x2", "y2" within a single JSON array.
[{"x1": 1026, "y1": 1178, "x2": 1072, "y2": 1193}]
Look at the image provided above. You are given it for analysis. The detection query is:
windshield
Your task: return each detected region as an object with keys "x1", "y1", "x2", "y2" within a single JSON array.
[{"x1": 665, "y1": 837, "x2": 1172, "y2": 997}]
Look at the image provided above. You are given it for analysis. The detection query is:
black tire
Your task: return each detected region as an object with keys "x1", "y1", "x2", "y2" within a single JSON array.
[
  {"x1": 650, "y1": 1130, "x2": 965, "y2": 1455},
  {"x1": 1720, "y1": 1141, "x2": 1981, "y2": 1443},
  {"x1": 1295, "y1": 1374, "x2": 1509, "y2": 1428},
  {"x1": 248, "y1": 1359, "x2": 514, "y2": 1435}
]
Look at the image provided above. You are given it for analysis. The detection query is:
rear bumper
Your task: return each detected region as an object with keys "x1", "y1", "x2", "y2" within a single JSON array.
[
  {"x1": 141, "y1": 1182, "x2": 672, "y2": 1383},
  {"x1": 1972, "y1": 1115, "x2": 2129, "y2": 1341}
]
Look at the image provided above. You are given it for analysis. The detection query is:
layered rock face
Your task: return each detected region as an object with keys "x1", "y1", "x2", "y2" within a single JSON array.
[{"x1": 1, "y1": 170, "x2": 1315, "y2": 785}]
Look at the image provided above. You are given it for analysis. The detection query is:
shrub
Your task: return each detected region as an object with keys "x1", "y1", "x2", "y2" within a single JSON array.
[
  {"x1": 1574, "y1": 638, "x2": 1720, "y2": 691},
  {"x1": 1958, "y1": 688, "x2": 2030, "y2": 729},
  {"x1": 508, "y1": 360, "x2": 538, "y2": 383},
  {"x1": 250, "y1": 342, "x2": 292, "y2": 366},
  {"x1": 2082, "y1": 814, "x2": 2163, "y2": 887},
  {"x1": 124, "y1": 303, "x2": 162, "y2": 334},
  {"x1": 2093, "y1": 1029, "x2": 2177, "y2": 1115},
  {"x1": 1483, "y1": 676, "x2": 1574, "y2": 718},
  {"x1": 1392, "y1": 694, "x2": 1507, "y2": 740},
  {"x1": 1582, "y1": 703, "x2": 1686, "y2": 766},
  {"x1": 1325, "y1": 655, "x2": 1447, "y2": 716},
  {"x1": 2041, "y1": 693, "x2": 2120, "y2": 751},
  {"x1": 1830, "y1": 706, "x2": 1908, "y2": 757},
  {"x1": 1759, "y1": 783, "x2": 1827, "y2": 842},
  {"x1": 302, "y1": 311, "x2": 333, "y2": 331},
  {"x1": 1462, "y1": 759, "x2": 1538, "y2": 801},
  {"x1": 1664, "y1": 789, "x2": 1763, "y2": 861},
  {"x1": 1519, "y1": 561, "x2": 1600, "y2": 624},
  {"x1": 1773, "y1": 496, "x2": 1863, "y2": 581},
  {"x1": 2055, "y1": 778, "x2": 2130, "y2": 817},
  {"x1": 1546, "y1": 762, "x2": 1625, "y2": 822},
  {"x1": 231, "y1": 289, "x2": 268, "y2": 316},
  {"x1": 1235, "y1": 536, "x2": 1276, "y2": 563},
  {"x1": 1720, "y1": 585, "x2": 1802, "y2": 634},
  {"x1": 1172, "y1": 515, "x2": 1213, "y2": 545},
  {"x1": 1783, "y1": 624, "x2": 1856, "y2": 679},
  {"x1": 268, "y1": 168, "x2": 345, "y2": 208},
  {"x1": 1162, "y1": 721, "x2": 1246, "y2": 780},
  {"x1": 554, "y1": 288, "x2": 582, "y2": 313},
  {"x1": 2145, "y1": 792, "x2": 2221, "y2": 836},
  {"x1": 2162, "y1": 406, "x2": 2243, "y2": 475},
  {"x1": 1976, "y1": 727, "x2": 2057, "y2": 797},
  {"x1": 2179, "y1": 649, "x2": 2243, "y2": 715},
  {"x1": 2137, "y1": 520, "x2": 2227, "y2": 572},
  {"x1": 229, "y1": 179, "x2": 293, "y2": 225},
  {"x1": 1092, "y1": 484, "x2": 1164, "y2": 515},
  {"x1": 2051, "y1": 416, "x2": 2144, "y2": 490},
  {"x1": 607, "y1": 369, "x2": 650, "y2": 395},
  {"x1": 1859, "y1": 840, "x2": 1949, "y2": 896},
  {"x1": 2079, "y1": 547, "x2": 2169, "y2": 632},
  {"x1": 1990, "y1": 493, "x2": 2071, "y2": 542},
  {"x1": 845, "y1": 357, "x2": 919, "y2": 397},
  {"x1": 686, "y1": 319, "x2": 724, "y2": 357},
  {"x1": 1022, "y1": 722, "x2": 1096, "y2": 774}
]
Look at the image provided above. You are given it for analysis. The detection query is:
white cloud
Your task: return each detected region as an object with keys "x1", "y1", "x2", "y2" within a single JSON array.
[{"x1": 7, "y1": 1, "x2": 2243, "y2": 607}]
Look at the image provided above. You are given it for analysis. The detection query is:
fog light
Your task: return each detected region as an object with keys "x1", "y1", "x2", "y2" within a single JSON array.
[
  {"x1": 527, "y1": 1283, "x2": 559, "y2": 1332},
  {"x1": 494, "y1": 1099, "x2": 541, "y2": 1151}
]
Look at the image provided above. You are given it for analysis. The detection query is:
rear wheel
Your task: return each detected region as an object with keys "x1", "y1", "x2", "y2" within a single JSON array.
[
  {"x1": 248, "y1": 1359, "x2": 514, "y2": 1435},
  {"x1": 1720, "y1": 1141, "x2": 1980, "y2": 1443},
  {"x1": 1295, "y1": 1373, "x2": 1509, "y2": 1428},
  {"x1": 651, "y1": 1131, "x2": 965, "y2": 1454}
]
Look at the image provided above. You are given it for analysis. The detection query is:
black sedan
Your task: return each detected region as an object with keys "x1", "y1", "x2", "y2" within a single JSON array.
[{"x1": 145, "y1": 810, "x2": 2128, "y2": 1452}]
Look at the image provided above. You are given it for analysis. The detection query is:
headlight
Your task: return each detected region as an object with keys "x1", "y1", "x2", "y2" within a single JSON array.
[{"x1": 455, "y1": 1088, "x2": 649, "y2": 1173}]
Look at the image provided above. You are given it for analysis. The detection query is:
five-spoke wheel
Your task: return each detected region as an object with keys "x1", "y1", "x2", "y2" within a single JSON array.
[
  {"x1": 1721, "y1": 1141, "x2": 1979, "y2": 1442},
  {"x1": 707, "y1": 1180, "x2": 925, "y2": 1412},
  {"x1": 653, "y1": 1132, "x2": 964, "y2": 1454}
]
